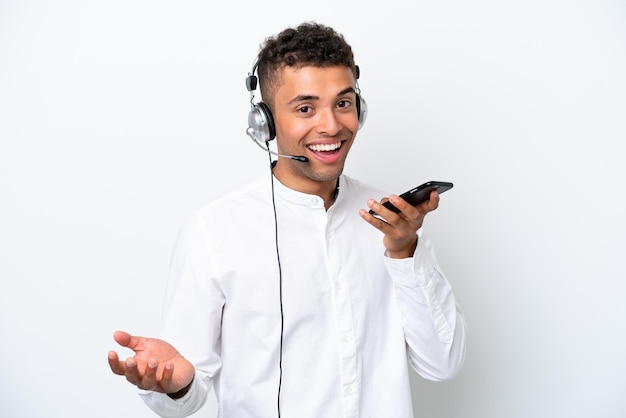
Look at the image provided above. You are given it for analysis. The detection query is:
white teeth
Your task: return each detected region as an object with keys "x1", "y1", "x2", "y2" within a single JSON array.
[{"x1": 307, "y1": 142, "x2": 341, "y2": 152}]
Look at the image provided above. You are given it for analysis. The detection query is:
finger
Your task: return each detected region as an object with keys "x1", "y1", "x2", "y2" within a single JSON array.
[
  {"x1": 162, "y1": 361, "x2": 174, "y2": 382},
  {"x1": 391, "y1": 191, "x2": 440, "y2": 220},
  {"x1": 388, "y1": 194, "x2": 420, "y2": 219},
  {"x1": 108, "y1": 351, "x2": 126, "y2": 375},
  {"x1": 141, "y1": 358, "x2": 159, "y2": 390},
  {"x1": 161, "y1": 361, "x2": 176, "y2": 392},
  {"x1": 124, "y1": 357, "x2": 141, "y2": 386},
  {"x1": 366, "y1": 198, "x2": 403, "y2": 222},
  {"x1": 419, "y1": 190, "x2": 440, "y2": 212},
  {"x1": 359, "y1": 208, "x2": 394, "y2": 234}
]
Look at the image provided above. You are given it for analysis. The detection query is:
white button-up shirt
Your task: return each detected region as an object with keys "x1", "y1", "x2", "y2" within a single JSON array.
[{"x1": 140, "y1": 168, "x2": 466, "y2": 418}]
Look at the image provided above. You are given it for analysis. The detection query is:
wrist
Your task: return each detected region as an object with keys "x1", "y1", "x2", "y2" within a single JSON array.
[
  {"x1": 388, "y1": 236, "x2": 418, "y2": 259},
  {"x1": 166, "y1": 376, "x2": 194, "y2": 400}
]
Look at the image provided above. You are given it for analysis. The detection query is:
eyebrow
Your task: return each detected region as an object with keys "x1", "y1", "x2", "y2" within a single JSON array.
[{"x1": 288, "y1": 87, "x2": 357, "y2": 105}]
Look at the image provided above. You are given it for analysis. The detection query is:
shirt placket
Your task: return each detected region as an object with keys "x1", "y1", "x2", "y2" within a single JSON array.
[{"x1": 325, "y1": 218, "x2": 360, "y2": 418}]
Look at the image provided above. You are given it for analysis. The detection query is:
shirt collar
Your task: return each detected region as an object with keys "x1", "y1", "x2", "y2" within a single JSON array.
[{"x1": 268, "y1": 166, "x2": 342, "y2": 209}]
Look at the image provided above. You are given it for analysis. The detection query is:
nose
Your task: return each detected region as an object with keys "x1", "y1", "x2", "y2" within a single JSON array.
[{"x1": 315, "y1": 108, "x2": 341, "y2": 136}]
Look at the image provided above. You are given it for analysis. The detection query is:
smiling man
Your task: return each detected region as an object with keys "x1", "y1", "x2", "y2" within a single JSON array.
[{"x1": 108, "y1": 22, "x2": 466, "y2": 418}]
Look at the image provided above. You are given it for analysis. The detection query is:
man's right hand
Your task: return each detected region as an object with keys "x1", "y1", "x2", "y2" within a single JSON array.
[{"x1": 108, "y1": 330, "x2": 195, "y2": 396}]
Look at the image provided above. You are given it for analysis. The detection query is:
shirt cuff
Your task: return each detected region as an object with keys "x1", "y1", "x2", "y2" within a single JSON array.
[
  {"x1": 138, "y1": 371, "x2": 209, "y2": 418},
  {"x1": 383, "y1": 231, "x2": 436, "y2": 288}
]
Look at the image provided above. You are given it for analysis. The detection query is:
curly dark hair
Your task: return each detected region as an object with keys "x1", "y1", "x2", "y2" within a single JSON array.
[{"x1": 256, "y1": 22, "x2": 357, "y2": 106}]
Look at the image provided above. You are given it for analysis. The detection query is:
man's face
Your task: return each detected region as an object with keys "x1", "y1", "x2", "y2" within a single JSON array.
[{"x1": 270, "y1": 65, "x2": 360, "y2": 194}]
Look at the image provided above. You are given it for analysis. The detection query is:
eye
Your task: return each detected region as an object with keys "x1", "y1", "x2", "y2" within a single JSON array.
[
  {"x1": 297, "y1": 106, "x2": 312, "y2": 114},
  {"x1": 337, "y1": 99, "x2": 351, "y2": 109}
]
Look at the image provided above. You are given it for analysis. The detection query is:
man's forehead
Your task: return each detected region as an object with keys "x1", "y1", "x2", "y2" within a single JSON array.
[{"x1": 277, "y1": 65, "x2": 355, "y2": 89}]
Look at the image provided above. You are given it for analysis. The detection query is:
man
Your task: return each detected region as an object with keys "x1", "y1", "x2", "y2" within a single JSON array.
[{"x1": 108, "y1": 22, "x2": 466, "y2": 418}]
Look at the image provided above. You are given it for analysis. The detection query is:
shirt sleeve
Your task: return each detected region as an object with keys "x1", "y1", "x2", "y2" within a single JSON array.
[
  {"x1": 140, "y1": 211, "x2": 225, "y2": 417},
  {"x1": 138, "y1": 372, "x2": 210, "y2": 418},
  {"x1": 383, "y1": 230, "x2": 467, "y2": 381}
]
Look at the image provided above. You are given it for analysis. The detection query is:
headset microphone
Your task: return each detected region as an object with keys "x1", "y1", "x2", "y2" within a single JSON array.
[{"x1": 246, "y1": 128, "x2": 309, "y2": 162}]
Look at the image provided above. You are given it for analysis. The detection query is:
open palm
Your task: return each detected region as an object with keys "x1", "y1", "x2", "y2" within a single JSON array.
[{"x1": 108, "y1": 330, "x2": 194, "y2": 394}]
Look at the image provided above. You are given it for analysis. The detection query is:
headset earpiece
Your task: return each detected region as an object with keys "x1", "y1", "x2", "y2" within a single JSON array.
[
  {"x1": 247, "y1": 101, "x2": 276, "y2": 143},
  {"x1": 354, "y1": 64, "x2": 368, "y2": 130},
  {"x1": 356, "y1": 93, "x2": 367, "y2": 130}
]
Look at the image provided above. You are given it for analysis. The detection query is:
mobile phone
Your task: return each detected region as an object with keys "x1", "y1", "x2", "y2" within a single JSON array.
[{"x1": 369, "y1": 181, "x2": 454, "y2": 215}]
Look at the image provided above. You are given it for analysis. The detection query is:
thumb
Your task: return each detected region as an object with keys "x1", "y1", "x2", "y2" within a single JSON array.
[{"x1": 113, "y1": 330, "x2": 140, "y2": 350}]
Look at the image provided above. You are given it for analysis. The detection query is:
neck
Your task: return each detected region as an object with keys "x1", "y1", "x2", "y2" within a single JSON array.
[
  {"x1": 323, "y1": 178, "x2": 341, "y2": 210},
  {"x1": 271, "y1": 162, "x2": 340, "y2": 210}
]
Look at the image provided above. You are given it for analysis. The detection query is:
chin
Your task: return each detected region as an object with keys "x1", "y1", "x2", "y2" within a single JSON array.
[{"x1": 305, "y1": 164, "x2": 345, "y2": 183}]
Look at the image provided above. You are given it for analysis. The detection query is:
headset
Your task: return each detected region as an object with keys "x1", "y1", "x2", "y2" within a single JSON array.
[{"x1": 245, "y1": 59, "x2": 368, "y2": 146}]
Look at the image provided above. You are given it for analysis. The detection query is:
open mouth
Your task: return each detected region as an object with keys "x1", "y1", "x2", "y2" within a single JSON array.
[{"x1": 307, "y1": 141, "x2": 342, "y2": 154}]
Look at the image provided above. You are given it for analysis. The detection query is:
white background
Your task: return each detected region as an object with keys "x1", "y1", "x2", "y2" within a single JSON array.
[{"x1": 1, "y1": 1, "x2": 625, "y2": 417}]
